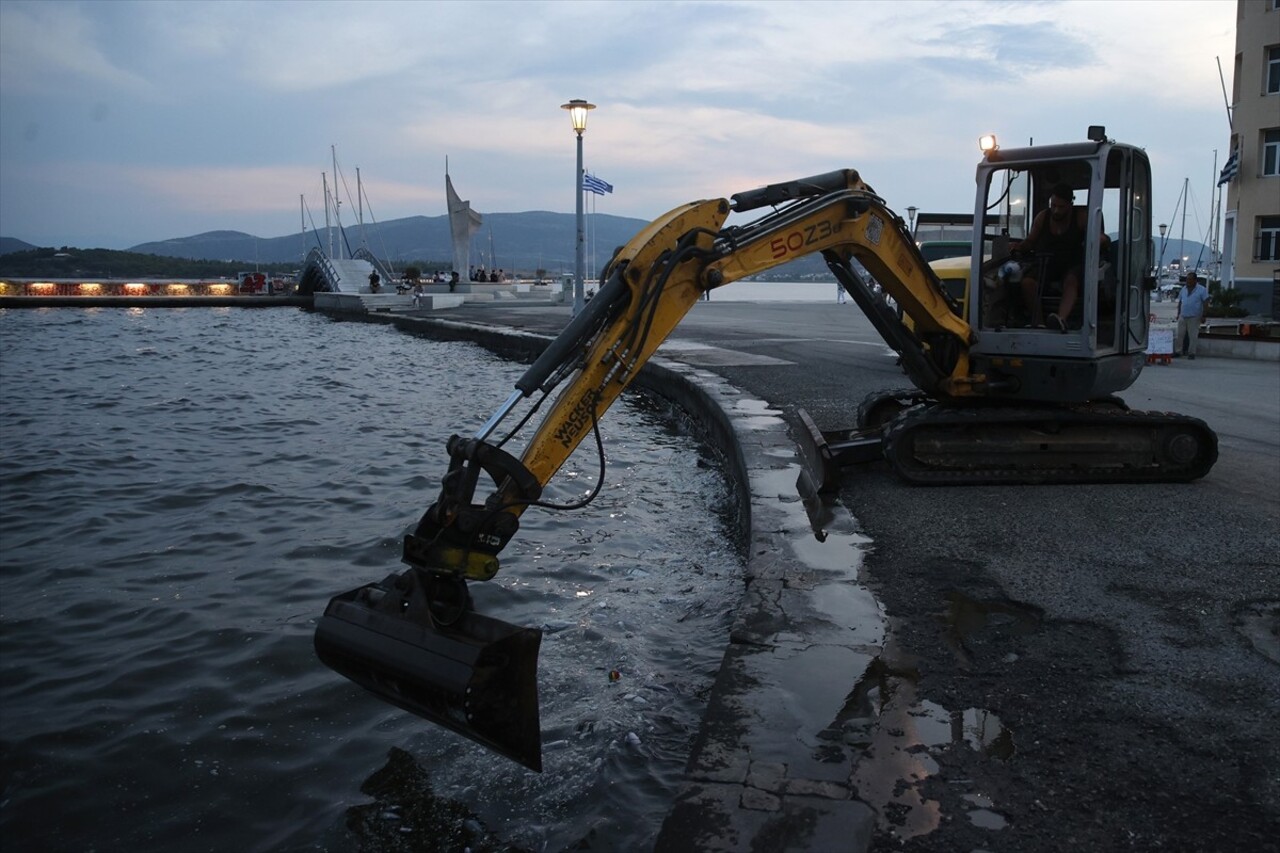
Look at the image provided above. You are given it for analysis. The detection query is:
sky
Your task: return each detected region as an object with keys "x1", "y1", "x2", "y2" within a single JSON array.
[{"x1": 0, "y1": 0, "x2": 1239, "y2": 251}]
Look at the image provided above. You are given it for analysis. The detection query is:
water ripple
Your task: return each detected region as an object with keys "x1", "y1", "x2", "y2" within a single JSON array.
[{"x1": 0, "y1": 307, "x2": 741, "y2": 851}]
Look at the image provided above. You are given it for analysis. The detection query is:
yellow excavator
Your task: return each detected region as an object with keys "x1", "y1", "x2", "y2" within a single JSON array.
[{"x1": 315, "y1": 127, "x2": 1217, "y2": 771}]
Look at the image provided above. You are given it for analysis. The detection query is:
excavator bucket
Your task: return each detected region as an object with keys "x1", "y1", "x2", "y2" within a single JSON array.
[{"x1": 315, "y1": 576, "x2": 543, "y2": 772}]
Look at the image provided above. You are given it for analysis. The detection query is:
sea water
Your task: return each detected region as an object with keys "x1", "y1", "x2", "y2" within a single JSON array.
[{"x1": 0, "y1": 306, "x2": 742, "y2": 852}]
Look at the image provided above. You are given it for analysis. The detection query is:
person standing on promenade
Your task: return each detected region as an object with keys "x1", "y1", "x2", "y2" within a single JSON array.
[{"x1": 1176, "y1": 272, "x2": 1210, "y2": 359}]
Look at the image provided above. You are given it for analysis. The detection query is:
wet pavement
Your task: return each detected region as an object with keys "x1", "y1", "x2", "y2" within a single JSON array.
[{"x1": 346, "y1": 295, "x2": 1280, "y2": 852}]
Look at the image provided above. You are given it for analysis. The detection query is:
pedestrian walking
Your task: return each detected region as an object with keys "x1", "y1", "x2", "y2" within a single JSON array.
[
  {"x1": 1175, "y1": 272, "x2": 1209, "y2": 359},
  {"x1": 837, "y1": 282, "x2": 847, "y2": 304}
]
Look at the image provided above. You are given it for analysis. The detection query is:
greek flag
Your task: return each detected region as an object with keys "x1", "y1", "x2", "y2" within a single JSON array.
[
  {"x1": 1217, "y1": 151, "x2": 1239, "y2": 186},
  {"x1": 582, "y1": 173, "x2": 613, "y2": 195}
]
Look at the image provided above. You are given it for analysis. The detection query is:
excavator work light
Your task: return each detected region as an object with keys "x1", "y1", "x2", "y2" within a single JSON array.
[{"x1": 978, "y1": 133, "x2": 999, "y2": 153}]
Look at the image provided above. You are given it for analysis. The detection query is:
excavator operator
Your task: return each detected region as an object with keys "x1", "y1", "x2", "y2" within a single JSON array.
[{"x1": 1011, "y1": 182, "x2": 1109, "y2": 331}]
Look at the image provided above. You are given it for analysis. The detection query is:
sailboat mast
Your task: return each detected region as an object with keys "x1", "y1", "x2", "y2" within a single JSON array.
[
  {"x1": 331, "y1": 145, "x2": 342, "y2": 259},
  {"x1": 357, "y1": 166, "x2": 368, "y2": 253},
  {"x1": 1179, "y1": 177, "x2": 1189, "y2": 272},
  {"x1": 300, "y1": 194, "x2": 306, "y2": 264},
  {"x1": 323, "y1": 172, "x2": 332, "y2": 259},
  {"x1": 1210, "y1": 151, "x2": 1222, "y2": 283}
]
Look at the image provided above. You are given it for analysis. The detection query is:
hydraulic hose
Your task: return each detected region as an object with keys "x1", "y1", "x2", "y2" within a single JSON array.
[{"x1": 514, "y1": 268, "x2": 632, "y2": 396}]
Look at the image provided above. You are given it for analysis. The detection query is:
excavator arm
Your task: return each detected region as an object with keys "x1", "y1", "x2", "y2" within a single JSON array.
[
  {"x1": 315, "y1": 169, "x2": 983, "y2": 771},
  {"x1": 410, "y1": 170, "x2": 984, "y2": 582}
]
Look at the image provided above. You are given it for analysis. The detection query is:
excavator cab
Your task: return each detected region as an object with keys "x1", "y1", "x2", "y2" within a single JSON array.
[{"x1": 965, "y1": 127, "x2": 1155, "y2": 403}]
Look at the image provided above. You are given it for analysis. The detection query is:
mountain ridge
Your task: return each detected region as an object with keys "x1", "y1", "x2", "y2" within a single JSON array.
[
  {"x1": 2, "y1": 215, "x2": 1216, "y2": 282},
  {"x1": 122, "y1": 211, "x2": 656, "y2": 277}
]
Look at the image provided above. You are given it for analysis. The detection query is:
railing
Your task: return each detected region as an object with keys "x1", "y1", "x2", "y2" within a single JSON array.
[
  {"x1": 303, "y1": 247, "x2": 342, "y2": 292},
  {"x1": 353, "y1": 247, "x2": 395, "y2": 282}
]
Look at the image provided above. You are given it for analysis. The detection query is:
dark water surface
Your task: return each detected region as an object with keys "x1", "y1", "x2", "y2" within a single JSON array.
[{"x1": 0, "y1": 307, "x2": 742, "y2": 852}]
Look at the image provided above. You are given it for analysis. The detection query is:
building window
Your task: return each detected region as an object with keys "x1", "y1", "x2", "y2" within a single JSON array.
[
  {"x1": 1264, "y1": 129, "x2": 1280, "y2": 177},
  {"x1": 1258, "y1": 216, "x2": 1280, "y2": 262},
  {"x1": 1269, "y1": 46, "x2": 1280, "y2": 95}
]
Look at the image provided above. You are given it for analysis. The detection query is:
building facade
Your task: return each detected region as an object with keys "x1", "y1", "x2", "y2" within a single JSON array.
[{"x1": 1221, "y1": 0, "x2": 1280, "y2": 318}]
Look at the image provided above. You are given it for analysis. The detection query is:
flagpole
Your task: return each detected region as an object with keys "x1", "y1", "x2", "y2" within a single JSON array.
[
  {"x1": 1211, "y1": 150, "x2": 1221, "y2": 284},
  {"x1": 578, "y1": 171, "x2": 613, "y2": 293},
  {"x1": 574, "y1": 132, "x2": 585, "y2": 314}
]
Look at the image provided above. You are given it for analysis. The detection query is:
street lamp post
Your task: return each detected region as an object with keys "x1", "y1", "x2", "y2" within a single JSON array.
[
  {"x1": 1158, "y1": 223, "x2": 1168, "y2": 278},
  {"x1": 906, "y1": 206, "x2": 918, "y2": 237},
  {"x1": 561, "y1": 99, "x2": 596, "y2": 315}
]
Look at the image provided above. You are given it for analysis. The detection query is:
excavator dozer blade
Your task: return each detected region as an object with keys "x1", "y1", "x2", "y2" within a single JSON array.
[
  {"x1": 793, "y1": 408, "x2": 888, "y2": 494},
  {"x1": 315, "y1": 582, "x2": 543, "y2": 772}
]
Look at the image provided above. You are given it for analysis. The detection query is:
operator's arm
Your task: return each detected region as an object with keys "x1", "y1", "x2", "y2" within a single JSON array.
[{"x1": 1012, "y1": 211, "x2": 1046, "y2": 254}]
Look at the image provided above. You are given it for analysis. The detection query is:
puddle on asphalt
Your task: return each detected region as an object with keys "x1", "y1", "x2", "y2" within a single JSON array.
[
  {"x1": 791, "y1": 474, "x2": 1022, "y2": 842},
  {"x1": 849, "y1": 670, "x2": 1014, "y2": 840},
  {"x1": 843, "y1": 590, "x2": 1034, "y2": 841},
  {"x1": 960, "y1": 793, "x2": 1010, "y2": 831},
  {"x1": 1235, "y1": 599, "x2": 1280, "y2": 665},
  {"x1": 942, "y1": 590, "x2": 1043, "y2": 669}
]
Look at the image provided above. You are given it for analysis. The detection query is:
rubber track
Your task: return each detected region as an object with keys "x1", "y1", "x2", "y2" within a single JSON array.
[
  {"x1": 856, "y1": 387, "x2": 929, "y2": 431},
  {"x1": 882, "y1": 404, "x2": 1219, "y2": 485}
]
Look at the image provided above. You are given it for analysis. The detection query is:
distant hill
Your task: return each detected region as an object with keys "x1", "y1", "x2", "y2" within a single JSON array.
[
  {"x1": 129, "y1": 230, "x2": 266, "y2": 264},
  {"x1": 0, "y1": 211, "x2": 828, "y2": 280},
  {"x1": 1156, "y1": 238, "x2": 1218, "y2": 272},
  {"x1": 125, "y1": 212, "x2": 659, "y2": 277},
  {"x1": 0, "y1": 237, "x2": 37, "y2": 256},
  {"x1": 4, "y1": 214, "x2": 1212, "y2": 281},
  {"x1": 0, "y1": 246, "x2": 293, "y2": 279}
]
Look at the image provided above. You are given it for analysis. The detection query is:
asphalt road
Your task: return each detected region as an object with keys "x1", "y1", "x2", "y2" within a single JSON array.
[{"x1": 439, "y1": 296, "x2": 1279, "y2": 852}]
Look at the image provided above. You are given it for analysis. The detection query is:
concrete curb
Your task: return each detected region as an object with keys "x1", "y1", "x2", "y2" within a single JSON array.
[{"x1": 1196, "y1": 335, "x2": 1280, "y2": 361}]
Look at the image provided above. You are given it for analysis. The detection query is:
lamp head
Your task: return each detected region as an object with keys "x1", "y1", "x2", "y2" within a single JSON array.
[{"x1": 561, "y1": 99, "x2": 596, "y2": 134}]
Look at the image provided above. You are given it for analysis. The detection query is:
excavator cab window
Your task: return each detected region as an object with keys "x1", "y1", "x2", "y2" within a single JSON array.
[
  {"x1": 971, "y1": 139, "x2": 1154, "y2": 380},
  {"x1": 976, "y1": 160, "x2": 1115, "y2": 336},
  {"x1": 1097, "y1": 175, "x2": 1122, "y2": 351}
]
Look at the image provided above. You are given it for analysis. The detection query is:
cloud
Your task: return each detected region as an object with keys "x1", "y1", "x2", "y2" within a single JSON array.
[
  {"x1": 0, "y1": 0, "x2": 1241, "y2": 249},
  {"x1": 0, "y1": 1, "x2": 153, "y2": 97}
]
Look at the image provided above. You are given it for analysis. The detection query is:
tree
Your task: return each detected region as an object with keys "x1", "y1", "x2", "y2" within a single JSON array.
[{"x1": 1207, "y1": 281, "x2": 1257, "y2": 319}]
